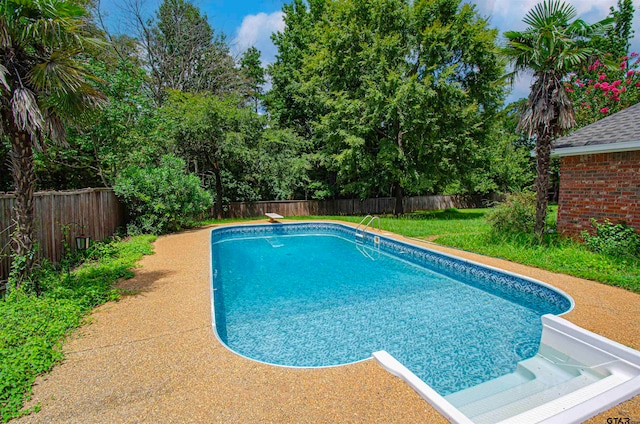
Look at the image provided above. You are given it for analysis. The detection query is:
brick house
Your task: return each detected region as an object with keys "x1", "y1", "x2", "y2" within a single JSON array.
[{"x1": 551, "y1": 102, "x2": 640, "y2": 236}]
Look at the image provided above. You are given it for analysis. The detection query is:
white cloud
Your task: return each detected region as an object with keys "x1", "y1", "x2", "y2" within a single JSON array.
[{"x1": 231, "y1": 11, "x2": 285, "y2": 66}]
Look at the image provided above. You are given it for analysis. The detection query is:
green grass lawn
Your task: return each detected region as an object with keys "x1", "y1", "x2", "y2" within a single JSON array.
[{"x1": 207, "y1": 208, "x2": 640, "y2": 294}]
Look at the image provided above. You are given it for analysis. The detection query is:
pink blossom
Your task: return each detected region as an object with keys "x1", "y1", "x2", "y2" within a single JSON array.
[
  {"x1": 621, "y1": 86, "x2": 627, "y2": 93},
  {"x1": 620, "y1": 62, "x2": 627, "y2": 70},
  {"x1": 578, "y1": 83, "x2": 584, "y2": 88},
  {"x1": 627, "y1": 78, "x2": 632, "y2": 84},
  {"x1": 594, "y1": 83, "x2": 601, "y2": 89},
  {"x1": 631, "y1": 52, "x2": 639, "y2": 58},
  {"x1": 611, "y1": 88, "x2": 620, "y2": 95},
  {"x1": 566, "y1": 87, "x2": 574, "y2": 92},
  {"x1": 599, "y1": 74, "x2": 606, "y2": 81},
  {"x1": 600, "y1": 107, "x2": 609, "y2": 113},
  {"x1": 627, "y1": 70, "x2": 635, "y2": 77},
  {"x1": 636, "y1": 82, "x2": 640, "y2": 87},
  {"x1": 612, "y1": 80, "x2": 622, "y2": 87}
]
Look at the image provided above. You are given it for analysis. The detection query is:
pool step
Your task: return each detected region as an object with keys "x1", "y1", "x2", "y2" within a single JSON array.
[
  {"x1": 497, "y1": 374, "x2": 625, "y2": 424},
  {"x1": 265, "y1": 237, "x2": 284, "y2": 248},
  {"x1": 446, "y1": 353, "x2": 607, "y2": 423}
]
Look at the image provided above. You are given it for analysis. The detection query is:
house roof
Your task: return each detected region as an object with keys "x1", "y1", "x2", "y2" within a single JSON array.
[{"x1": 551, "y1": 102, "x2": 640, "y2": 157}]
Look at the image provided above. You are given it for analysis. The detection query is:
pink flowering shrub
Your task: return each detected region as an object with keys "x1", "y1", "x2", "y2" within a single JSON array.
[{"x1": 566, "y1": 53, "x2": 640, "y2": 127}]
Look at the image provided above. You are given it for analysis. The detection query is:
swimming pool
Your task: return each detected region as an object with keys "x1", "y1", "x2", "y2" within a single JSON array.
[{"x1": 210, "y1": 222, "x2": 572, "y2": 396}]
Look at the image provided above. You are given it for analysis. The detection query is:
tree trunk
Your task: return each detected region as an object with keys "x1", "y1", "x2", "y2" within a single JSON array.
[
  {"x1": 394, "y1": 185, "x2": 404, "y2": 216},
  {"x1": 9, "y1": 130, "x2": 38, "y2": 290},
  {"x1": 394, "y1": 129, "x2": 406, "y2": 216},
  {"x1": 534, "y1": 128, "x2": 551, "y2": 241},
  {"x1": 212, "y1": 158, "x2": 224, "y2": 220}
]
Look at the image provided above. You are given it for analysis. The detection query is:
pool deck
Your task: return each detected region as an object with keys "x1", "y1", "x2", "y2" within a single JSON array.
[{"x1": 17, "y1": 221, "x2": 640, "y2": 423}]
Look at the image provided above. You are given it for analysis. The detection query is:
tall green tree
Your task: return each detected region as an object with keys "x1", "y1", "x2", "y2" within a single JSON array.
[
  {"x1": 296, "y1": 0, "x2": 505, "y2": 214},
  {"x1": 130, "y1": 0, "x2": 238, "y2": 104},
  {"x1": 240, "y1": 47, "x2": 265, "y2": 112},
  {"x1": 75, "y1": 58, "x2": 161, "y2": 185},
  {"x1": 0, "y1": 0, "x2": 105, "y2": 288},
  {"x1": 163, "y1": 91, "x2": 261, "y2": 218},
  {"x1": 266, "y1": 0, "x2": 326, "y2": 138},
  {"x1": 503, "y1": 0, "x2": 611, "y2": 239},
  {"x1": 592, "y1": 0, "x2": 635, "y2": 60}
]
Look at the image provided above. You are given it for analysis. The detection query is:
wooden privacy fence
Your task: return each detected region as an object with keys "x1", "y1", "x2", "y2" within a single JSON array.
[
  {"x1": 224, "y1": 195, "x2": 484, "y2": 219},
  {"x1": 0, "y1": 188, "x2": 126, "y2": 282}
]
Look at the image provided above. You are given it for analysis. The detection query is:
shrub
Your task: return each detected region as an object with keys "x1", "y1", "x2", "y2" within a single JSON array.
[
  {"x1": 582, "y1": 219, "x2": 640, "y2": 259},
  {"x1": 114, "y1": 154, "x2": 213, "y2": 235},
  {"x1": 486, "y1": 192, "x2": 536, "y2": 234}
]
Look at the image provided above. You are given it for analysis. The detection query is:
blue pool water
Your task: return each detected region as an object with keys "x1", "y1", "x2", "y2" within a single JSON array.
[{"x1": 211, "y1": 223, "x2": 572, "y2": 396}]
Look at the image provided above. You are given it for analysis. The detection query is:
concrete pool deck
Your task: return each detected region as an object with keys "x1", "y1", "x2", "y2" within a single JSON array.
[{"x1": 17, "y1": 221, "x2": 640, "y2": 423}]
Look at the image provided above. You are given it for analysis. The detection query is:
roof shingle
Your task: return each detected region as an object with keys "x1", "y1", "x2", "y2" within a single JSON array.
[{"x1": 552, "y1": 102, "x2": 640, "y2": 149}]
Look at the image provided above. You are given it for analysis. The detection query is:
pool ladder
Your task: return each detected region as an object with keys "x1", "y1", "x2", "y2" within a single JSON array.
[{"x1": 355, "y1": 215, "x2": 381, "y2": 260}]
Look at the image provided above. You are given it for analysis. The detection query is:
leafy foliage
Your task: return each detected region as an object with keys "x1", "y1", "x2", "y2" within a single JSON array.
[
  {"x1": 591, "y1": 0, "x2": 635, "y2": 59},
  {"x1": 486, "y1": 192, "x2": 536, "y2": 234},
  {"x1": 113, "y1": 154, "x2": 212, "y2": 234},
  {"x1": 0, "y1": 235, "x2": 155, "y2": 422},
  {"x1": 582, "y1": 219, "x2": 640, "y2": 259},
  {"x1": 266, "y1": 0, "x2": 326, "y2": 139},
  {"x1": 35, "y1": 58, "x2": 163, "y2": 189}
]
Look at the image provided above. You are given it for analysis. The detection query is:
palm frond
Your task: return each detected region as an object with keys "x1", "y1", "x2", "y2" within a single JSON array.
[
  {"x1": 46, "y1": 82, "x2": 107, "y2": 118},
  {"x1": 0, "y1": 64, "x2": 10, "y2": 91},
  {"x1": 522, "y1": 0, "x2": 576, "y2": 28},
  {"x1": 11, "y1": 87, "x2": 45, "y2": 136},
  {"x1": 42, "y1": 110, "x2": 66, "y2": 145},
  {"x1": 586, "y1": 17, "x2": 614, "y2": 37},
  {"x1": 0, "y1": 16, "x2": 10, "y2": 48},
  {"x1": 27, "y1": 49, "x2": 86, "y2": 94}
]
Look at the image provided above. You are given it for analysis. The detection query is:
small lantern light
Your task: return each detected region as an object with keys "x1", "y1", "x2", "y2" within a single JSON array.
[{"x1": 75, "y1": 235, "x2": 91, "y2": 250}]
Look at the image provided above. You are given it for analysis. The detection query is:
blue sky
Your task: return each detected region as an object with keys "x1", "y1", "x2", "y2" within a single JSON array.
[{"x1": 100, "y1": 0, "x2": 640, "y2": 103}]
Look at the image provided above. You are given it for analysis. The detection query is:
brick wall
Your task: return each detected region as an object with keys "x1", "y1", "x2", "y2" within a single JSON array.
[{"x1": 557, "y1": 150, "x2": 640, "y2": 236}]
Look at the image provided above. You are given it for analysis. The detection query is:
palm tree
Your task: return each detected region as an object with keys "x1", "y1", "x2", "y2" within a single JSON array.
[
  {"x1": 0, "y1": 0, "x2": 105, "y2": 289},
  {"x1": 503, "y1": 0, "x2": 611, "y2": 240}
]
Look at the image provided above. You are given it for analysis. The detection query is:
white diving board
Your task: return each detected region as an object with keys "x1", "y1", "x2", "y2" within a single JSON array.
[{"x1": 265, "y1": 213, "x2": 283, "y2": 223}]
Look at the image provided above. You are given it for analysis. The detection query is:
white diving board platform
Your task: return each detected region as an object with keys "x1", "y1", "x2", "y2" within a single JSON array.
[{"x1": 265, "y1": 213, "x2": 284, "y2": 223}]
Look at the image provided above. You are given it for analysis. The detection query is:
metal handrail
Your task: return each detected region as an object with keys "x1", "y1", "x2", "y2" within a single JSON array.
[{"x1": 355, "y1": 215, "x2": 381, "y2": 240}]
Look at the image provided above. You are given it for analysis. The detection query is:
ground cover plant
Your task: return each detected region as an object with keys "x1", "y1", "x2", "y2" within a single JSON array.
[
  {"x1": 0, "y1": 235, "x2": 156, "y2": 422},
  {"x1": 211, "y1": 208, "x2": 639, "y2": 294}
]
